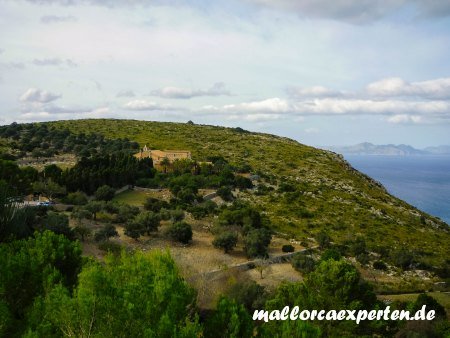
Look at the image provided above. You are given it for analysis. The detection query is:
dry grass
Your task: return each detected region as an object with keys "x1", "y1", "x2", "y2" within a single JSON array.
[{"x1": 76, "y1": 214, "x2": 305, "y2": 309}]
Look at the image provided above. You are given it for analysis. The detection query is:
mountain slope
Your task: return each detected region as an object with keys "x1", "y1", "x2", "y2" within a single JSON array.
[{"x1": 48, "y1": 119, "x2": 449, "y2": 268}]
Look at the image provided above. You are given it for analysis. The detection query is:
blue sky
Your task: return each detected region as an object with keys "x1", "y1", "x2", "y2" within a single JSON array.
[{"x1": 0, "y1": 0, "x2": 450, "y2": 147}]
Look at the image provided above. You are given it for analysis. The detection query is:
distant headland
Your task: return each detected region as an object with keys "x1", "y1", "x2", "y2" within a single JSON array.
[{"x1": 325, "y1": 142, "x2": 450, "y2": 156}]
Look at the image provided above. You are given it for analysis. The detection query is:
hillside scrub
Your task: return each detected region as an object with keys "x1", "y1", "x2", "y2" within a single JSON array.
[{"x1": 36, "y1": 119, "x2": 448, "y2": 269}]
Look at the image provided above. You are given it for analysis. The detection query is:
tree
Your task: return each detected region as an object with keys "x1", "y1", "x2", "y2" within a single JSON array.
[
  {"x1": 32, "y1": 179, "x2": 66, "y2": 201},
  {"x1": 204, "y1": 297, "x2": 253, "y2": 338},
  {"x1": 254, "y1": 258, "x2": 270, "y2": 279},
  {"x1": 167, "y1": 222, "x2": 192, "y2": 244},
  {"x1": 213, "y1": 231, "x2": 238, "y2": 253},
  {"x1": 244, "y1": 228, "x2": 271, "y2": 258},
  {"x1": 95, "y1": 185, "x2": 116, "y2": 201},
  {"x1": 73, "y1": 224, "x2": 92, "y2": 242},
  {"x1": 160, "y1": 157, "x2": 170, "y2": 174},
  {"x1": 43, "y1": 164, "x2": 62, "y2": 182},
  {"x1": 0, "y1": 181, "x2": 34, "y2": 242},
  {"x1": 64, "y1": 191, "x2": 88, "y2": 205},
  {"x1": 135, "y1": 211, "x2": 161, "y2": 234},
  {"x1": 0, "y1": 231, "x2": 82, "y2": 336},
  {"x1": 26, "y1": 251, "x2": 201, "y2": 337},
  {"x1": 42, "y1": 211, "x2": 74, "y2": 240},
  {"x1": 94, "y1": 224, "x2": 119, "y2": 242},
  {"x1": 144, "y1": 197, "x2": 169, "y2": 212},
  {"x1": 84, "y1": 200, "x2": 104, "y2": 221},
  {"x1": 410, "y1": 293, "x2": 447, "y2": 320},
  {"x1": 124, "y1": 220, "x2": 144, "y2": 241}
]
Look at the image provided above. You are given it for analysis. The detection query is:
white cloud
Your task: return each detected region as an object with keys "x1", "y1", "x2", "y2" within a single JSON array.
[
  {"x1": 123, "y1": 99, "x2": 173, "y2": 111},
  {"x1": 287, "y1": 85, "x2": 345, "y2": 98},
  {"x1": 150, "y1": 82, "x2": 231, "y2": 99},
  {"x1": 367, "y1": 77, "x2": 450, "y2": 99},
  {"x1": 202, "y1": 97, "x2": 450, "y2": 124},
  {"x1": 19, "y1": 88, "x2": 61, "y2": 103},
  {"x1": 223, "y1": 98, "x2": 291, "y2": 114},
  {"x1": 18, "y1": 106, "x2": 113, "y2": 122}
]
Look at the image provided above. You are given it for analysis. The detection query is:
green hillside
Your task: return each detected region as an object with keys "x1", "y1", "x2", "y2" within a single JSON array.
[{"x1": 45, "y1": 118, "x2": 449, "y2": 269}]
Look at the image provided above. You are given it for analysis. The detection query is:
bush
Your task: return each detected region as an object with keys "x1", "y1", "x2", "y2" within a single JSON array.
[
  {"x1": 41, "y1": 211, "x2": 74, "y2": 240},
  {"x1": 144, "y1": 197, "x2": 169, "y2": 212},
  {"x1": 316, "y1": 231, "x2": 331, "y2": 249},
  {"x1": 356, "y1": 253, "x2": 370, "y2": 265},
  {"x1": 170, "y1": 209, "x2": 185, "y2": 222},
  {"x1": 64, "y1": 191, "x2": 88, "y2": 205},
  {"x1": 94, "y1": 224, "x2": 119, "y2": 242},
  {"x1": 282, "y1": 244, "x2": 295, "y2": 253},
  {"x1": 234, "y1": 176, "x2": 253, "y2": 190},
  {"x1": 320, "y1": 248, "x2": 342, "y2": 262},
  {"x1": 213, "y1": 232, "x2": 238, "y2": 253},
  {"x1": 243, "y1": 228, "x2": 272, "y2": 258},
  {"x1": 227, "y1": 280, "x2": 267, "y2": 312},
  {"x1": 292, "y1": 253, "x2": 316, "y2": 274},
  {"x1": 73, "y1": 224, "x2": 92, "y2": 242},
  {"x1": 391, "y1": 249, "x2": 415, "y2": 270},
  {"x1": 167, "y1": 222, "x2": 192, "y2": 244},
  {"x1": 217, "y1": 186, "x2": 233, "y2": 201},
  {"x1": 94, "y1": 185, "x2": 116, "y2": 201},
  {"x1": 373, "y1": 260, "x2": 387, "y2": 270}
]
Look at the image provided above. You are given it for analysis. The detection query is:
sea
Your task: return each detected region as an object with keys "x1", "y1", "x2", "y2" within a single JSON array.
[{"x1": 344, "y1": 155, "x2": 450, "y2": 225}]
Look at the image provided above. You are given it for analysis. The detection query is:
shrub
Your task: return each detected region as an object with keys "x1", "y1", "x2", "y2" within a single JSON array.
[
  {"x1": 213, "y1": 232, "x2": 238, "y2": 253},
  {"x1": 167, "y1": 222, "x2": 192, "y2": 244},
  {"x1": 94, "y1": 185, "x2": 116, "y2": 201},
  {"x1": 292, "y1": 253, "x2": 316, "y2": 274},
  {"x1": 391, "y1": 249, "x2": 415, "y2": 270},
  {"x1": 41, "y1": 211, "x2": 73, "y2": 239},
  {"x1": 227, "y1": 280, "x2": 267, "y2": 312},
  {"x1": 94, "y1": 224, "x2": 119, "y2": 242},
  {"x1": 170, "y1": 209, "x2": 185, "y2": 222},
  {"x1": 356, "y1": 253, "x2": 370, "y2": 265},
  {"x1": 320, "y1": 248, "x2": 342, "y2": 262},
  {"x1": 243, "y1": 228, "x2": 272, "y2": 258},
  {"x1": 73, "y1": 225, "x2": 92, "y2": 242},
  {"x1": 144, "y1": 197, "x2": 169, "y2": 212},
  {"x1": 316, "y1": 231, "x2": 331, "y2": 249},
  {"x1": 64, "y1": 191, "x2": 88, "y2": 205},
  {"x1": 373, "y1": 260, "x2": 387, "y2": 270},
  {"x1": 217, "y1": 186, "x2": 233, "y2": 201},
  {"x1": 282, "y1": 244, "x2": 295, "y2": 253},
  {"x1": 234, "y1": 176, "x2": 253, "y2": 190}
]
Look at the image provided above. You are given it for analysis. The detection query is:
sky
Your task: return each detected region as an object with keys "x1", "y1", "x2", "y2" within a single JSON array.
[{"x1": 1, "y1": 0, "x2": 450, "y2": 147}]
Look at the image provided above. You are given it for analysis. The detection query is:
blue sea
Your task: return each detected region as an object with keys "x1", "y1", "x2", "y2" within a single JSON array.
[{"x1": 344, "y1": 155, "x2": 450, "y2": 225}]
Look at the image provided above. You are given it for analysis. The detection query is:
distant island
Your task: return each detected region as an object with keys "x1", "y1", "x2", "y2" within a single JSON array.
[{"x1": 325, "y1": 142, "x2": 450, "y2": 156}]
